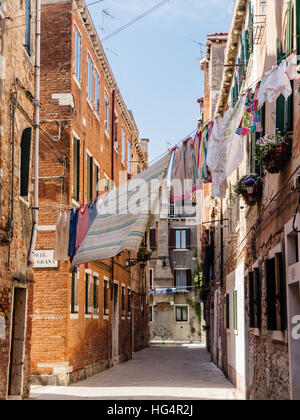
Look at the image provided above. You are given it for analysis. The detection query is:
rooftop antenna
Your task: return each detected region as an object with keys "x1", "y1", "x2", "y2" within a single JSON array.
[
  {"x1": 100, "y1": 9, "x2": 116, "y2": 38},
  {"x1": 190, "y1": 39, "x2": 205, "y2": 59}
]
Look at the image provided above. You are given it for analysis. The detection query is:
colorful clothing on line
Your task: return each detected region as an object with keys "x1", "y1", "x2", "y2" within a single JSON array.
[
  {"x1": 76, "y1": 205, "x2": 89, "y2": 252},
  {"x1": 68, "y1": 208, "x2": 79, "y2": 262}
]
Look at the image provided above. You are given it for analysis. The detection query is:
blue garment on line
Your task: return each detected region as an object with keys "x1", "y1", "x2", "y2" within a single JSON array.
[
  {"x1": 68, "y1": 208, "x2": 79, "y2": 262},
  {"x1": 88, "y1": 199, "x2": 98, "y2": 231}
]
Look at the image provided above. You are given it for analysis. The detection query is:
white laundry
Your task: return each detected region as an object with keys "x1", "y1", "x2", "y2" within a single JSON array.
[
  {"x1": 257, "y1": 61, "x2": 292, "y2": 109},
  {"x1": 206, "y1": 95, "x2": 246, "y2": 199},
  {"x1": 286, "y1": 52, "x2": 300, "y2": 81},
  {"x1": 54, "y1": 210, "x2": 70, "y2": 262}
]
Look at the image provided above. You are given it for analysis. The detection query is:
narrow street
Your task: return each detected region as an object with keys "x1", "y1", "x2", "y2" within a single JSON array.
[{"x1": 29, "y1": 346, "x2": 243, "y2": 400}]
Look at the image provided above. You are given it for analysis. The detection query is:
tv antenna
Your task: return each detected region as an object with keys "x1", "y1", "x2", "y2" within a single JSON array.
[{"x1": 100, "y1": 9, "x2": 116, "y2": 38}]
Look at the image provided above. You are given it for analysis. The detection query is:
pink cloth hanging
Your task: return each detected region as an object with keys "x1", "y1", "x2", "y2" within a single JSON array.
[{"x1": 76, "y1": 205, "x2": 89, "y2": 252}]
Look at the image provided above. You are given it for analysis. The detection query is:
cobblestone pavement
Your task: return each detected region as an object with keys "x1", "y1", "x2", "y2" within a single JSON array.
[{"x1": 30, "y1": 345, "x2": 244, "y2": 400}]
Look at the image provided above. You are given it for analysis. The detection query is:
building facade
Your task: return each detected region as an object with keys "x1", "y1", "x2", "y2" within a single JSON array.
[
  {"x1": 149, "y1": 199, "x2": 204, "y2": 346},
  {"x1": 0, "y1": 0, "x2": 37, "y2": 400},
  {"x1": 30, "y1": 0, "x2": 148, "y2": 386},
  {"x1": 201, "y1": 0, "x2": 300, "y2": 400}
]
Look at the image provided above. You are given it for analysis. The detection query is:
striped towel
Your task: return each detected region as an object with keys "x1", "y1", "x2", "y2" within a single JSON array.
[{"x1": 70, "y1": 153, "x2": 172, "y2": 268}]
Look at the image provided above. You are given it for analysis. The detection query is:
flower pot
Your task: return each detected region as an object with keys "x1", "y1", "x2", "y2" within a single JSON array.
[
  {"x1": 246, "y1": 185, "x2": 254, "y2": 194},
  {"x1": 263, "y1": 143, "x2": 291, "y2": 174}
]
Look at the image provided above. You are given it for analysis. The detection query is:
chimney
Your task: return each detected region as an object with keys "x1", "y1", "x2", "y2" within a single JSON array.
[{"x1": 140, "y1": 138, "x2": 149, "y2": 163}]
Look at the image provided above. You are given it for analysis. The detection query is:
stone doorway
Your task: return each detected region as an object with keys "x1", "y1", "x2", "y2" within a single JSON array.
[{"x1": 8, "y1": 287, "x2": 27, "y2": 397}]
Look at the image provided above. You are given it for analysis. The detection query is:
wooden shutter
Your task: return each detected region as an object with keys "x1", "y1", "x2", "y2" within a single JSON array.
[
  {"x1": 226, "y1": 294, "x2": 230, "y2": 329},
  {"x1": 276, "y1": 253, "x2": 287, "y2": 331},
  {"x1": 266, "y1": 259, "x2": 277, "y2": 331},
  {"x1": 186, "y1": 269, "x2": 192, "y2": 287},
  {"x1": 150, "y1": 228, "x2": 156, "y2": 248},
  {"x1": 186, "y1": 229, "x2": 191, "y2": 250},
  {"x1": 169, "y1": 229, "x2": 176, "y2": 249},
  {"x1": 233, "y1": 291, "x2": 238, "y2": 331},
  {"x1": 253, "y1": 268, "x2": 262, "y2": 329},
  {"x1": 249, "y1": 272, "x2": 255, "y2": 328},
  {"x1": 20, "y1": 128, "x2": 32, "y2": 197}
]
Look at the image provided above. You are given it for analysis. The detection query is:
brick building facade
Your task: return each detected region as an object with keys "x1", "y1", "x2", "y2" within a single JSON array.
[
  {"x1": 201, "y1": 0, "x2": 300, "y2": 400},
  {"x1": 0, "y1": 0, "x2": 37, "y2": 399},
  {"x1": 30, "y1": 0, "x2": 148, "y2": 386}
]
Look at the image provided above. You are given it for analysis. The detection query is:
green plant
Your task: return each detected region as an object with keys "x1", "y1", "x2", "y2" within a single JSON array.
[
  {"x1": 233, "y1": 173, "x2": 260, "y2": 198},
  {"x1": 255, "y1": 132, "x2": 291, "y2": 168},
  {"x1": 137, "y1": 247, "x2": 152, "y2": 262}
]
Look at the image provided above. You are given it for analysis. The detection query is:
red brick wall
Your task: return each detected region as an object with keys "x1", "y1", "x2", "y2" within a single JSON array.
[{"x1": 31, "y1": 0, "x2": 147, "y2": 383}]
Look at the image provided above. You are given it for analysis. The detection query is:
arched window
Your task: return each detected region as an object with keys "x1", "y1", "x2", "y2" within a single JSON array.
[
  {"x1": 20, "y1": 128, "x2": 32, "y2": 198},
  {"x1": 24, "y1": 0, "x2": 31, "y2": 56}
]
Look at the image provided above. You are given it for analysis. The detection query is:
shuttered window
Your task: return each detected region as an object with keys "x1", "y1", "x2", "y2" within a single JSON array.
[
  {"x1": 24, "y1": 0, "x2": 31, "y2": 56},
  {"x1": 174, "y1": 269, "x2": 192, "y2": 290},
  {"x1": 71, "y1": 272, "x2": 79, "y2": 314},
  {"x1": 94, "y1": 70, "x2": 100, "y2": 113},
  {"x1": 122, "y1": 286, "x2": 125, "y2": 317},
  {"x1": 87, "y1": 54, "x2": 93, "y2": 104},
  {"x1": 249, "y1": 269, "x2": 262, "y2": 329},
  {"x1": 265, "y1": 253, "x2": 287, "y2": 331},
  {"x1": 73, "y1": 138, "x2": 80, "y2": 202},
  {"x1": 104, "y1": 280, "x2": 109, "y2": 315},
  {"x1": 20, "y1": 128, "x2": 32, "y2": 198},
  {"x1": 249, "y1": 272, "x2": 255, "y2": 328},
  {"x1": 85, "y1": 273, "x2": 92, "y2": 315},
  {"x1": 128, "y1": 289, "x2": 131, "y2": 316},
  {"x1": 74, "y1": 26, "x2": 81, "y2": 80},
  {"x1": 171, "y1": 229, "x2": 191, "y2": 250},
  {"x1": 86, "y1": 153, "x2": 93, "y2": 203},
  {"x1": 233, "y1": 290, "x2": 238, "y2": 331},
  {"x1": 93, "y1": 275, "x2": 99, "y2": 314},
  {"x1": 150, "y1": 228, "x2": 156, "y2": 249},
  {"x1": 176, "y1": 305, "x2": 188, "y2": 322},
  {"x1": 226, "y1": 294, "x2": 230, "y2": 329}
]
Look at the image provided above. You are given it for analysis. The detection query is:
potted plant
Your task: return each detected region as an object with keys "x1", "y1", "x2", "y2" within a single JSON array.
[
  {"x1": 256, "y1": 132, "x2": 292, "y2": 174},
  {"x1": 233, "y1": 174, "x2": 262, "y2": 206},
  {"x1": 137, "y1": 247, "x2": 152, "y2": 263}
]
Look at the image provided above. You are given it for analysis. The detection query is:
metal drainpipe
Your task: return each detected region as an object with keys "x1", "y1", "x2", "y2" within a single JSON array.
[{"x1": 28, "y1": 0, "x2": 41, "y2": 263}]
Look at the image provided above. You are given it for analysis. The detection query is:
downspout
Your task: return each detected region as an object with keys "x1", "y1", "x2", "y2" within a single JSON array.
[{"x1": 29, "y1": 0, "x2": 41, "y2": 263}]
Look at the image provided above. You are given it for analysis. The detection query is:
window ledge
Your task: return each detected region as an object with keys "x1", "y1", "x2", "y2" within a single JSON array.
[
  {"x1": 250, "y1": 328, "x2": 260, "y2": 337},
  {"x1": 94, "y1": 111, "x2": 100, "y2": 122},
  {"x1": 73, "y1": 74, "x2": 81, "y2": 90},
  {"x1": 70, "y1": 314, "x2": 79, "y2": 320},
  {"x1": 19, "y1": 196, "x2": 30, "y2": 208},
  {"x1": 87, "y1": 97, "x2": 94, "y2": 111},
  {"x1": 23, "y1": 47, "x2": 34, "y2": 66},
  {"x1": 272, "y1": 330, "x2": 286, "y2": 343},
  {"x1": 72, "y1": 198, "x2": 81, "y2": 208},
  {"x1": 103, "y1": 315, "x2": 109, "y2": 321},
  {"x1": 85, "y1": 314, "x2": 92, "y2": 319},
  {"x1": 105, "y1": 130, "x2": 109, "y2": 139}
]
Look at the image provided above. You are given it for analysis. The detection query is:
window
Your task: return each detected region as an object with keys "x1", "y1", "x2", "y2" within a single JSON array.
[
  {"x1": 127, "y1": 141, "x2": 131, "y2": 173},
  {"x1": 93, "y1": 275, "x2": 99, "y2": 315},
  {"x1": 87, "y1": 54, "x2": 93, "y2": 104},
  {"x1": 149, "y1": 306, "x2": 153, "y2": 322},
  {"x1": 249, "y1": 268, "x2": 262, "y2": 329},
  {"x1": 86, "y1": 153, "x2": 93, "y2": 203},
  {"x1": 20, "y1": 128, "x2": 32, "y2": 198},
  {"x1": 174, "y1": 269, "x2": 192, "y2": 291},
  {"x1": 176, "y1": 305, "x2": 188, "y2": 322},
  {"x1": 150, "y1": 228, "x2": 156, "y2": 249},
  {"x1": 105, "y1": 92, "x2": 110, "y2": 134},
  {"x1": 114, "y1": 113, "x2": 118, "y2": 151},
  {"x1": 74, "y1": 26, "x2": 81, "y2": 81},
  {"x1": 226, "y1": 294, "x2": 230, "y2": 329},
  {"x1": 85, "y1": 273, "x2": 92, "y2": 315},
  {"x1": 233, "y1": 290, "x2": 238, "y2": 331},
  {"x1": 128, "y1": 289, "x2": 131, "y2": 316},
  {"x1": 176, "y1": 230, "x2": 185, "y2": 249},
  {"x1": 122, "y1": 128, "x2": 126, "y2": 165},
  {"x1": 170, "y1": 228, "x2": 191, "y2": 249},
  {"x1": 71, "y1": 271, "x2": 79, "y2": 314},
  {"x1": 122, "y1": 286, "x2": 125, "y2": 317},
  {"x1": 94, "y1": 162, "x2": 99, "y2": 198},
  {"x1": 73, "y1": 138, "x2": 80, "y2": 202},
  {"x1": 24, "y1": 0, "x2": 32, "y2": 56},
  {"x1": 265, "y1": 253, "x2": 287, "y2": 331},
  {"x1": 104, "y1": 279, "x2": 109, "y2": 315},
  {"x1": 149, "y1": 268, "x2": 153, "y2": 290},
  {"x1": 94, "y1": 70, "x2": 100, "y2": 113}
]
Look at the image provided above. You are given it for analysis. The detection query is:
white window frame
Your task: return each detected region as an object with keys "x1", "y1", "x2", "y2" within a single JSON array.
[
  {"x1": 174, "y1": 304, "x2": 189, "y2": 323},
  {"x1": 104, "y1": 90, "x2": 110, "y2": 136},
  {"x1": 121, "y1": 128, "x2": 126, "y2": 166},
  {"x1": 73, "y1": 24, "x2": 82, "y2": 85},
  {"x1": 84, "y1": 269, "x2": 92, "y2": 318},
  {"x1": 87, "y1": 52, "x2": 94, "y2": 107},
  {"x1": 174, "y1": 268, "x2": 188, "y2": 291},
  {"x1": 104, "y1": 276, "x2": 110, "y2": 318},
  {"x1": 94, "y1": 68, "x2": 100, "y2": 114}
]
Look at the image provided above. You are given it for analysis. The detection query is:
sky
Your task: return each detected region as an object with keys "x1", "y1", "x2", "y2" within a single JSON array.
[{"x1": 89, "y1": 0, "x2": 234, "y2": 163}]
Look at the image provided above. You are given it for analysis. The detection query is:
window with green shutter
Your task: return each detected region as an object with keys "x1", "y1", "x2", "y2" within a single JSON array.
[
  {"x1": 233, "y1": 290, "x2": 238, "y2": 331},
  {"x1": 248, "y1": 272, "x2": 255, "y2": 328}
]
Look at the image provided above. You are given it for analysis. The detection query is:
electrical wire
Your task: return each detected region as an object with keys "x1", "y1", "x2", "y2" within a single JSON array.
[{"x1": 101, "y1": 0, "x2": 172, "y2": 42}]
